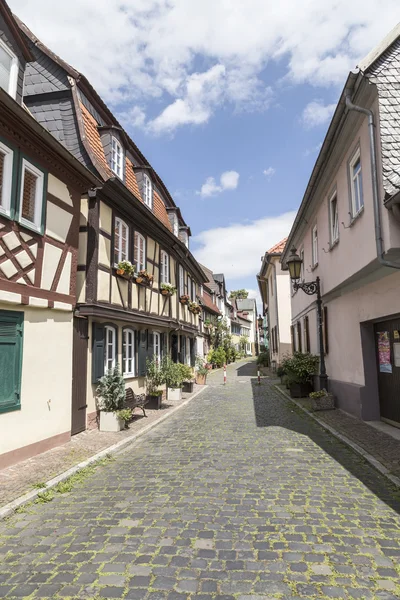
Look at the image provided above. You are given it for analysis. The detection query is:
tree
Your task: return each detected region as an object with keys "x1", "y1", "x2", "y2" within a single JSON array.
[{"x1": 230, "y1": 289, "x2": 249, "y2": 299}]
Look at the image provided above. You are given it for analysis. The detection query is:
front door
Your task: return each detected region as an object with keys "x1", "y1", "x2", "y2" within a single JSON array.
[
  {"x1": 374, "y1": 317, "x2": 400, "y2": 426},
  {"x1": 71, "y1": 316, "x2": 88, "y2": 435}
]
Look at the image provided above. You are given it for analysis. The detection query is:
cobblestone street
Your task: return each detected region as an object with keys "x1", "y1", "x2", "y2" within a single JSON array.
[{"x1": 1, "y1": 360, "x2": 400, "y2": 600}]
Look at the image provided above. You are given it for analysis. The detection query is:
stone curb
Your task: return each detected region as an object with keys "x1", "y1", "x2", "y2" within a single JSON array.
[
  {"x1": 274, "y1": 384, "x2": 400, "y2": 490},
  {"x1": 0, "y1": 386, "x2": 208, "y2": 521}
]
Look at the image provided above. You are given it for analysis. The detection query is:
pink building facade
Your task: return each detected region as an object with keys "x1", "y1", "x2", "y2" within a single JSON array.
[{"x1": 281, "y1": 27, "x2": 400, "y2": 427}]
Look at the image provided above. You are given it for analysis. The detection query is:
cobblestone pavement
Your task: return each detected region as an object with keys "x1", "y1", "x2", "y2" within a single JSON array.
[
  {"x1": 1, "y1": 360, "x2": 400, "y2": 600},
  {"x1": 0, "y1": 386, "x2": 202, "y2": 508}
]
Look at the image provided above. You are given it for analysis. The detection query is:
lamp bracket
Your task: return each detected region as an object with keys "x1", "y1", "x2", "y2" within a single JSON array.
[{"x1": 294, "y1": 280, "x2": 318, "y2": 296}]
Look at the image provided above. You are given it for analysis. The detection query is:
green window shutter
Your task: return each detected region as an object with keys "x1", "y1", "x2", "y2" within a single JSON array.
[
  {"x1": 0, "y1": 310, "x2": 23, "y2": 414},
  {"x1": 138, "y1": 329, "x2": 148, "y2": 377},
  {"x1": 161, "y1": 332, "x2": 167, "y2": 358},
  {"x1": 92, "y1": 323, "x2": 105, "y2": 383},
  {"x1": 147, "y1": 330, "x2": 154, "y2": 364},
  {"x1": 171, "y1": 334, "x2": 178, "y2": 363},
  {"x1": 179, "y1": 335, "x2": 186, "y2": 364},
  {"x1": 190, "y1": 338, "x2": 196, "y2": 367}
]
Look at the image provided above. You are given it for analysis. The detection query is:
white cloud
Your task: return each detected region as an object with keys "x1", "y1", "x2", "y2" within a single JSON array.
[
  {"x1": 302, "y1": 100, "x2": 336, "y2": 128},
  {"x1": 263, "y1": 167, "x2": 276, "y2": 181},
  {"x1": 9, "y1": 0, "x2": 400, "y2": 135},
  {"x1": 193, "y1": 211, "x2": 296, "y2": 279},
  {"x1": 197, "y1": 170, "x2": 239, "y2": 198}
]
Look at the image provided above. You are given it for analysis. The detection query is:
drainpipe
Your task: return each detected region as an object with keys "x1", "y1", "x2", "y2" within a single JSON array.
[{"x1": 345, "y1": 92, "x2": 400, "y2": 270}]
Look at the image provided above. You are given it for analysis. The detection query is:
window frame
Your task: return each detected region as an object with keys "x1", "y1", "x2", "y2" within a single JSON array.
[
  {"x1": 0, "y1": 140, "x2": 14, "y2": 218},
  {"x1": 153, "y1": 331, "x2": 161, "y2": 366},
  {"x1": 122, "y1": 327, "x2": 135, "y2": 377},
  {"x1": 18, "y1": 157, "x2": 46, "y2": 234},
  {"x1": 349, "y1": 147, "x2": 364, "y2": 218},
  {"x1": 111, "y1": 136, "x2": 123, "y2": 179},
  {"x1": 179, "y1": 265, "x2": 185, "y2": 296},
  {"x1": 143, "y1": 173, "x2": 153, "y2": 209},
  {"x1": 329, "y1": 190, "x2": 339, "y2": 246},
  {"x1": 0, "y1": 38, "x2": 19, "y2": 99},
  {"x1": 104, "y1": 325, "x2": 117, "y2": 374},
  {"x1": 134, "y1": 232, "x2": 146, "y2": 272},
  {"x1": 114, "y1": 217, "x2": 129, "y2": 266},
  {"x1": 0, "y1": 309, "x2": 23, "y2": 414},
  {"x1": 311, "y1": 224, "x2": 318, "y2": 267},
  {"x1": 160, "y1": 250, "x2": 169, "y2": 284}
]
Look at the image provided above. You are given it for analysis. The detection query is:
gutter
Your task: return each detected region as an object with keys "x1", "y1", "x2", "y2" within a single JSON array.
[{"x1": 345, "y1": 92, "x2": 400, "y2": 270}]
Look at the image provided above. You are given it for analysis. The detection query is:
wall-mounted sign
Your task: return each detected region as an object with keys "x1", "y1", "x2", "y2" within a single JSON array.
[
  {"x1": 378, "y1": 331, "x2": 392, "y2": 373},
  {"x1": 394, "y1": 330, "x2": 400, "y2": 340},
  {"x1": 394, "y1": 343, "x2": 400, "y2": 368}
]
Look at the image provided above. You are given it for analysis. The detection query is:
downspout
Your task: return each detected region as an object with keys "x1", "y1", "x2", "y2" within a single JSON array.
[
  {"x1": 345, "y1": 92, "x2": 400, "y2": 270},
  {"x1": 272, "y1": 260, "x2": 280, "y2": 359}
]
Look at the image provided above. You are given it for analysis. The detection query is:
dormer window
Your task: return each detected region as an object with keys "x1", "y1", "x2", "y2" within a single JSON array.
[
  {"x1": 111, "y1": 137, "x2": 123, "y2": 179},
  {"x1": 173, "y1": 217, "x2": 179, "y2": 237},
  {"x1": 0, "y1": 39, "x2": 18, "y2": 99},
  {"x1": 143, "y1": 174, "x2": 153, "y2": 209}
]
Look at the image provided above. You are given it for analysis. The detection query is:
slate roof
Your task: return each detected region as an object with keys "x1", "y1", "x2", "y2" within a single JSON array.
[
  {"x1": 267, "y1": 237, "x2": 287, "y2": 255},
  {"x1": 365, "y1": 36, "x2": 400, "y2": 196},
  {"x1": 236, "y1": 298, "x2": 257, "y2": 312}
]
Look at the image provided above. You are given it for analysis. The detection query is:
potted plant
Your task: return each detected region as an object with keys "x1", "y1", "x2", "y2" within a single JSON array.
[
  {"x1": 135, "y1": 269, "x2": 154, "y2": 286},
  {"x1": 116, "y1": 260, "x2": 135, "y2": 279},
  {"x1": 204, "y1": 320, "x2": 213, "y2": 332},
  {"x1": 195, "y1": 355, "x2": 209, "y2": 385},
  {"x1": 309, "y1": 389, "x2": 335, "y2": 411},
  {"x1": 96, "y1": 365, "x2": 126, "y2": 431},
  {"x1": 282, "y1": 352, "x2": 319, "y2": 398},
  {"x1": 161, "y1": 356, "x2": 184, "y2": 400},
  {"x1": 115, "y1": 408, "x2": 133, "y2": 427},
  {"x1": 160, "y1": 282, "x2": 177, "y2": 297},
  {"x1": 145, "y1": 356, "x2": 164, "y2": 409},
  {"x1": 276, "y1": 365, "x2": 286, "y2": 383},
  {"x1": 180, "y1": 294, "x2": 190, "y2": 305},
  {"x1": 179, "y1": 363, "x2": 195, "y2": 393},
  {"x1": 188, "y1": 301, "x2": 201, "y2": 315}
]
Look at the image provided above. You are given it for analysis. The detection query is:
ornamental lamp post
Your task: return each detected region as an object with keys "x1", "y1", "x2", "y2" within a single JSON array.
[{"x1": 286, "y1": 247, "x2": 328, "y2": 391}]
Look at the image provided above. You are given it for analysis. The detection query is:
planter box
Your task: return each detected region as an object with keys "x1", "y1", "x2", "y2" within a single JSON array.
[
  {"x1": 161, "y1": 290, "x2": 173, "y2": 297},
  {"x1": 289, "y1": 381, "x2": 313, "y2": 398},
  {"x1": 100, "y1": 411, "x2": 124, "y2": 432},
  {"x1": 167, "y1": 387, "x2": 182, "y2": 401},
  {"x1": 311, "y1": 394, "x2": 335, "y2": 411},
  {"x1": 195, "y1": 373, "x2": 207, "y2": 385},
  {"x1": 146, "y1": 393, "x2": 163, "y2": 409},
  {"x1": 182, "y1": 381, "x2": 194, "y2": 393}
]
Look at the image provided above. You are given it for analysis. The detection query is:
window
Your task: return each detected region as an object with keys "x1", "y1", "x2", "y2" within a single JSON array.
[
  {"x1": 153, "y1": 331, "x2": 161, "y2": 365},
  {"x1": 0, "y1": 310, "x2": 23, "y2": 414},
  {"x1": 0, "y1": 39, "x2": 18, "y2": 99},
  {"x1": 123, "y1": 328, "x2": 135, "y2": 376},
  {"x1": 114, "y1": 217, "x2": 129, "y2": 266},
  {"x1": 160, "y1": 250, "x2": 169, "y2": 284},
  {"x1": 143, "y1": 174, "x2": 153, "y2": 209},
  {"x1": 297, "y1": 321, "x2": 302, "y2": 352},
  {"x1": 312, "y1": 225, "x2": 318, "y2": 267},
  {"x1": 329, "y1": 192, "x2": 339, "y2": 244},
  {"x1": 104, "y1": 326, "x2": 116, "y2": 373},
  {"x1": 134, "y1": 232, "x2": 146, "y2": 272},
  {"x1": 179, "y1": 265, "x2": 184, "y2": 296},
  {"x1": 350, "y1": 149, "x2": 364, "y2": 217},
  {"x1": 18, "y1": 159, "x2": 45, "y2": 233},
  {"x1": 0, "y1": 140, "x2": 13, "y2": 217},
  {"x1": 111, "y1": 137, "x2": 123, "y2": 179},
  {"x1": 192, "y1": 280, "x2": 196, "y2": 301}
]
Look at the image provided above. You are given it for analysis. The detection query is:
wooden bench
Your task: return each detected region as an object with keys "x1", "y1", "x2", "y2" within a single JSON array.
[{"x1": 124, "y1": 388, "x2": 149, "y2": 418}]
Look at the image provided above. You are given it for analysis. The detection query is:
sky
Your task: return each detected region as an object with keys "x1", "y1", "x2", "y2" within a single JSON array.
[{"x1": 9, "y1": 0, "x2": 400, "y2": 309}]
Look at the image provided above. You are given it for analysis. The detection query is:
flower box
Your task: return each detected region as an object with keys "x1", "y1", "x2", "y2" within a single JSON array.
[
  {"x1": 182, "y1": 381, "x2": 194, "y2": 393},
  {"x1": 180, "y1": 295, "x2": 190, "y2": 305},
  {"x1": 167, "y1": 387, "x2": 182, "y2": 401},
  {"x1": 289, "y1": 381, "x2": 313, "y2": 398},
  {"x1": 195, "y1": 373, "x2": 207, "y2": 385},
  {"x1": 146, "y1": 391, "x2": 163, "y2": 410},
  {"x1": 116, "y1": 269, "x2": 132, "y2": 280},
  {"x1": 99, "y1": 411, "x2": 124, "y2": 432},
  {"x1": 161, "y1": 289, "x2": 172, "y2": 296},
  {"x1": 311, "y1": 392, "x2": 335, "y2": 411}
]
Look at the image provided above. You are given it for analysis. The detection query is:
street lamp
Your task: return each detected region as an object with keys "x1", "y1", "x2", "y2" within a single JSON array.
[
  {"x1": 286, "y1": 247, "x2": 327, "y2": 390},
  {"x1": 257, "y1": 315, "x2": 263, "y2": 330}
]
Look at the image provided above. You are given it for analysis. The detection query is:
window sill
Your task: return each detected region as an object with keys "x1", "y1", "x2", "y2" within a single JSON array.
[
  {"x1": 349, "y1": 206, "x2": 364, "y2": 226},
  {"x1": 18, "y1": 218, "x2": 44, "y2": 236},
  {"x1": 123, "y1": 373, "x2": 136, "y2": 380},
  {"x1": 0, "y1": 403, "x2": 21, "y2": 415},
  {"x1": 329, "y1": 238, "x2": 339, "y2": 251}
]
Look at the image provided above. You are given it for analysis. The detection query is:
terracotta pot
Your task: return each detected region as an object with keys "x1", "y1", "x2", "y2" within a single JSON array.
[
  {"x1": 116, "y1": 268, "x2": 124, "y2": 275},
  {"x1": 195, "y1": 373, "x2": 207, "y2": 385},
  {"x1": 136, "y1": 277, "x2": 143, "y2": 284},
  {"x1": 161, "y1": 289, "x2": 171, "y2": 296}
]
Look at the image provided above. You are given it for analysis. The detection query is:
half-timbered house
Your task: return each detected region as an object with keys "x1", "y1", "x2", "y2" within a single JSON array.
[
  {"x1": 15, "y1": 17, "x2": 206, "y2": 431},
  {"x1": 0, "y1": 2, "x2": 98, "y2": 467}
]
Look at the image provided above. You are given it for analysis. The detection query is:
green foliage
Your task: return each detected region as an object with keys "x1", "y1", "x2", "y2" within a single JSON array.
[
  {"x1": 195, "y1": 355, "x2": 209, "y2": 376},
  {"x1": 35, "y1": 490, "x2": 54, "y2": 504},
  {"x1": 115, "y1": 408, "x2": 133, "y2": 422},
  {"x1": 209, "y1": 346, "x2": 226, "y2": 368},
  {"x1": 160, "y1": 282, "x2": 177, "y2": 294},
  {"x1": 229, "y1": 289, "x2": 249, "y2": 299},
  {"x1": 239, "y1": 336, "x2": 248, "y2": 353},
  {"x1": 32, "y1": 482, "x2": 46, "y2": 489},
  {"x1": 55, "y1": 480, "x2": 73, "y2": 494},
  {"x1": 178, "y1": 363, "x2": 193, "y2": 382},
  {"x1": 146, "y1": 356, "x2": 164, "y2": 395},
  {"x1": 117, "y1": 260, "x2": 135, "y2": 275},
  {"x1": 276, "y1": 366, "x2": 286, "y2": 378},
  {"x1": 257, "y1": 351, "x2": 269, "y2": 366},
  {"x1": 161, "y1": 356, "x2": 185, "y2": 388},
  {"x1": 282, "y1": 352, "x2": 319, "y2": 384},
  {"x1": 96, "y1": 365, "x2": 126, "y2": 412},
  {"x1": 309, "y1": 389, "x2": 329, "y2": 399},
  {"x1": 210, "y1": 318, "x2": 230, "y2": 349},
  {"x1": 225, "y1": 344, "x2": 237, "y2": 364}
]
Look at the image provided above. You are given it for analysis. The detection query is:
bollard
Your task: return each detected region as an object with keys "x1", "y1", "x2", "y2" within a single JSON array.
[
  {"x1": 258, "y1": 369, "x2": 261, "y2": 385},
  {"x1": 224, "y1": 364, "x2": 227, "y2": 385}
]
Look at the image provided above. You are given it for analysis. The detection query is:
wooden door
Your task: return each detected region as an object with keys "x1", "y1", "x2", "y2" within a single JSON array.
[
  {"x1": 71, "y1": 317, "x2": 88, "y2": 435},
  {"x1": 374, "y1": 318, "x2": 400, "y2": 426}
]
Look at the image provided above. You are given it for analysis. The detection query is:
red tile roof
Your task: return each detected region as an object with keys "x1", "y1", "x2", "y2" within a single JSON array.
[
  {"x1": 201, "y1": 290, "x2": 220, "y2": 315},
  {"x1": 267, "y1": 237, "x2": 287, "y2": 255}
]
